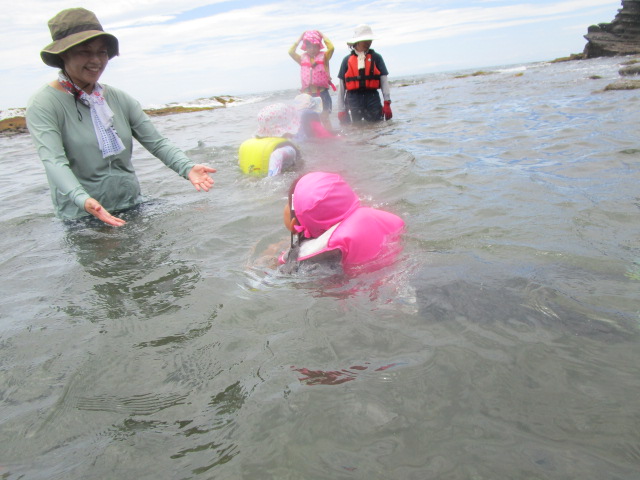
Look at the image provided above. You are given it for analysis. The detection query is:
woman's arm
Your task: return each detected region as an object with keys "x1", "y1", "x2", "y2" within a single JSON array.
[
  {"x1": 118, "y1": 90, "x2": 196, "y2": 178},
  {"x1": 116, "y1": 88, "x2": 216, "y2": 191},
  {"x1": 27, "y1": 92, "x2": 126, "y2": 226},
  {"x1": 26, "y1": 92, "x2": 91, "y2": 211}
]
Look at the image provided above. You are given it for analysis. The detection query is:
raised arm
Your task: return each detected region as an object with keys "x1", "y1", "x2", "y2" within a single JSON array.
[
  {"x1": 288, "y1": 32, "x2": 304, "y2": 64},
  {"x1": 319, "y1": 32, "x2": 334, "y2": 60}
]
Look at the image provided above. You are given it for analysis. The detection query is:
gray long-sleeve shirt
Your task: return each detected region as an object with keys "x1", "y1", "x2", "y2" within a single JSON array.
[{"x1": 27, "y1": 84, "x2": 195, "y2": 220}]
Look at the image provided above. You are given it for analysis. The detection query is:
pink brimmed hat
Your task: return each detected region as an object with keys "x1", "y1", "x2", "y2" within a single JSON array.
[
  {"x1": 256, "y1": 103, "x2": 300, "y2": 137},
  {"x1": 292, "y1": 172, "x2": 360, "y2": 238},
  {"x1": 301, "y1": 30, "x2": 323, "y2": 51}
]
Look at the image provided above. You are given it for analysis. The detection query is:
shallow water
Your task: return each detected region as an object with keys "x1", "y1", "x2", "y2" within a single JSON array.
[{"x1": 1, "y1": 57, "x2": 639, "y2": 479}]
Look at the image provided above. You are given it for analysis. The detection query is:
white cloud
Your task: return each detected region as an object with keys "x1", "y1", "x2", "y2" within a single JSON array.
[{"x1": 0, "y1": 0, "x2": 620, "y2": 110}]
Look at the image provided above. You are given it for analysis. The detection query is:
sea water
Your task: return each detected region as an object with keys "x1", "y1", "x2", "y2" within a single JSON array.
[{"x1": 1, "y1": 56, "x2": 639, "y2": 479}]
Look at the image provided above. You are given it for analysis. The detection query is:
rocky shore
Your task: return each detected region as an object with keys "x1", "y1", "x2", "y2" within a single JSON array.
[
  {"x1": 0, "y1": 95, "x2": 237, "y2": 137},
  {"x1": 0, "y1": 116, "x2": 27, "y2": 136},
  {"x1": 3, "y1": 0, "x2": 639, "y2": 137},
  {"x1": 583, "y1": 0, "x2": 640, "y2": 58}
]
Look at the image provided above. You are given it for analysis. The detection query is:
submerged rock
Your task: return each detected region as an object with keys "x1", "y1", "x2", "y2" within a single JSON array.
[
  {"x1": 604, "y1": 78, "x2": 640, "y2": 89},
  {"x1": 453, "y1": 70, "x2": 496, "y2": 79},
  {"x1": 142, "y1": 105, "x2": 219, "y2": 116},
  {"x1": 619, "y1": 63, "x2": 640, "y2": 75},
  {"x1": 583, "y1": 0, "x2": 640, "y2": 58}
]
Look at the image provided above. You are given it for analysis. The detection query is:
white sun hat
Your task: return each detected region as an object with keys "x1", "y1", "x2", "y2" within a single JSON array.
[
  {"x1": 347, "y1": 24, "x2": 377, "y2": 45},
  {"x1": 294, "y1": 94, "x2": 322, "y2": 113}
]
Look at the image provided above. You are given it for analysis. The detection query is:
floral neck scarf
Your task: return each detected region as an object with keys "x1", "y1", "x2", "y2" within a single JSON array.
[{"x1": 58, "y1": 72, "x2": 126, "y2": 158}]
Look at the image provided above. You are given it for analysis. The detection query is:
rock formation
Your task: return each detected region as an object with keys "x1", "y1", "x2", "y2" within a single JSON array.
[
  {"x1": 0, "y1": 116, "x2": 27, "y2": 136},
  {"x1": 583, "y1": 0, "x2": 640, "y2": 57}
]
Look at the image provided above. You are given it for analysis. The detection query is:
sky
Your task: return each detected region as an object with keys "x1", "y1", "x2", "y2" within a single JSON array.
[{"x1": 0, "y1": 0, "x2": 622, "y2": 111}]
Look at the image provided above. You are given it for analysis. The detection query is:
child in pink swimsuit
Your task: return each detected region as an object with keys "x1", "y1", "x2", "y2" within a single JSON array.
[{"x1": 289, "y1": 30, "x2": 335, "y2": 125}]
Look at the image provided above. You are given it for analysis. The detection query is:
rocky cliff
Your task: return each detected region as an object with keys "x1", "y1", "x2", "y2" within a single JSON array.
[{"x1": 583, "y1": 0, "x2": 640, "y2": 57}]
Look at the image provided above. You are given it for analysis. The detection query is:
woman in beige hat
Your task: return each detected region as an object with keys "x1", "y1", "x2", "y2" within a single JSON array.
[
  {"x1": 336, "y1": 24, "x2": 392, "y2": 124},
  {"x1": 26, "y1": 8, "x2": 217, "y2": 227}
]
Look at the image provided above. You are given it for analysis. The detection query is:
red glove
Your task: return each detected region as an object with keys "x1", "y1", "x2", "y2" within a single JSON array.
[
  {"x1": 382, "y1": 101, "x2": 392, "y2": 120},
  {"x1": 338, "y1": 111, "x2": 349, "y2": 124}
]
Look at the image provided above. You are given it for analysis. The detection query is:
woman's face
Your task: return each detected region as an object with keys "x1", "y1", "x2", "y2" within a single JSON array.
[
  {"x1": 60, "y1": 37, "x2": 109, "y2": 88},
  {"x1": 354, "y1": 40, "x2": 372, "y2": 52}
]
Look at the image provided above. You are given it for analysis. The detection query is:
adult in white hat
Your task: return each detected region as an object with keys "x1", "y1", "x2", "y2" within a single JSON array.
[
  {"x1": 336, "y1": 24, "x2": 392, "y2": 124},
  {"x1": 26, "y1": 8, "x2": 216, "y2": 227}
]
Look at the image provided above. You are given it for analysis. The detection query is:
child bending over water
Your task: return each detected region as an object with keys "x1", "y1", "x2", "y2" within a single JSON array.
[
  {"x1": 238, "y1": 103, "x2": 300, "y2": 177},
  {"x1": 279, "y1": 172, "x2": 404, "y2": 274}
]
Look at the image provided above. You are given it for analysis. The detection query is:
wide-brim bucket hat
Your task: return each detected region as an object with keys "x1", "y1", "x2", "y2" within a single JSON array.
[
  {"x1": 347, "y1": 24, "x2": 376, "y2": 45},
  {"x1": 41, "y1": 8, "x2": 119, "y2": 68},
  {"x1": 256, "y1": 103, "x2": 301, "y2": 138},
  {"x1": 293, "y1": 172, "x2": 360, "y2": 238}
]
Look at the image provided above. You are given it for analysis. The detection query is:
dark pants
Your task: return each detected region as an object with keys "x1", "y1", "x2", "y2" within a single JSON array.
[
  {"x1": 345, "y1": 89, "x2": 383, "y2": 122},
  {"x1": 311, "y1": 89, "x2": 333, "y2": 113}
]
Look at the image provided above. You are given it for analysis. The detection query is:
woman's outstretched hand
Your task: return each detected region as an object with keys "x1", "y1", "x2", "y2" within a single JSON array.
[
  {"x1": 188, "y1": 164, "x2": 217, "y2": 192},
  {"x1": 83, "y1": 164, "x2": 216, "y2": 226},
  {"x1": 84, "y1": 198, "x2": 126, "y2": 227}
]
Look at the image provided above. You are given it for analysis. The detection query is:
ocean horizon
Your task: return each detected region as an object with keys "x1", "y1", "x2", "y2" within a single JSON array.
[{"x1": 0, "y1": 56, "x2": 608, "y2": 122}]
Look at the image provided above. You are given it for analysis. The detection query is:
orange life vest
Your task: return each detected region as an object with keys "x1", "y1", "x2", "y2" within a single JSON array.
[{"x1": 344, "y1": 52, "x2": 381, "y2": 90}]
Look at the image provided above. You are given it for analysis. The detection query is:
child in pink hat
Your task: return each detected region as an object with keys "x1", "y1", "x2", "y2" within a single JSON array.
[
  {"x1": 279, "y1": 172, "x2": 404, "y2": 273},
  {"x1": 289, "y1": 30, "x2": 335, "y2": 127},
  {"x1": 238, "y1": 103, "x2": 301, "y2": 176}
]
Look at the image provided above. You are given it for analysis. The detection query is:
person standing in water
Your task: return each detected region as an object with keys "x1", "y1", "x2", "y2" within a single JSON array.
[
  {"x1": 336, "y1": 24, "x2": 393, "y2": 124},
  {"x1": 289, "y1": 30, "x2": 335, "y2": 126},
  {"x1": 26, "y1": 8, "x2": 216, "y2": 227}
]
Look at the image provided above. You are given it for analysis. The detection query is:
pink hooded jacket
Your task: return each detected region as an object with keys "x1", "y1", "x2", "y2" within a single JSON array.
[{"x1": 281, "y1": 172, "x2": 404, "y2": 268}]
